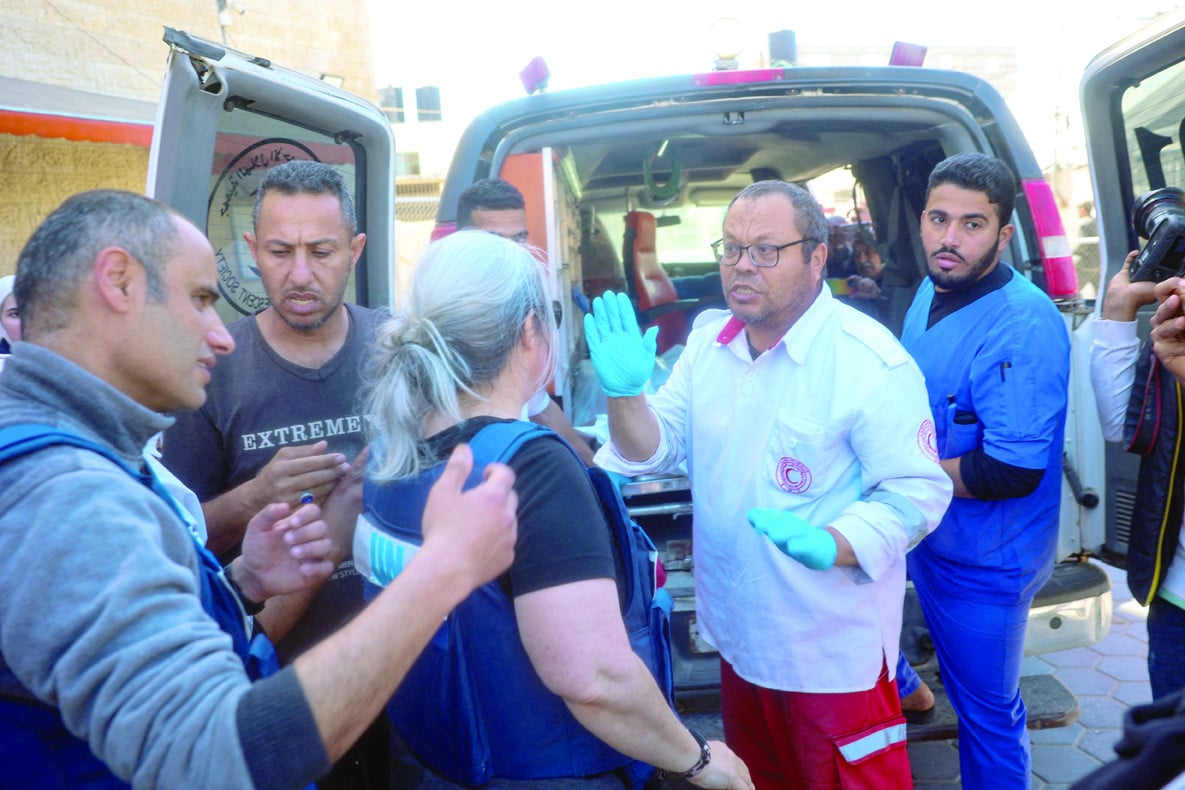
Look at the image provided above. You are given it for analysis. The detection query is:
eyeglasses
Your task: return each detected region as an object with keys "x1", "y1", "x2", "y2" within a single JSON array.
[{"x1": 711, "y1": 238, "x2": 815, "y2": 268}]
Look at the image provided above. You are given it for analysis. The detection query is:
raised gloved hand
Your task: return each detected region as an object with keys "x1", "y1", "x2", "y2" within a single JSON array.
[
  {"x1": 747, "y1": 508, "x2": 837, "y2": 570},
  {"x1": 583, "y1": 291, "x2": 659, "y2": 398}
]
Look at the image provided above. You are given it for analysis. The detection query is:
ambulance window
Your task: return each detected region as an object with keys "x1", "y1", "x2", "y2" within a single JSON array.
[{"x1": 1122, "y1": 57, "x2": 1185, "y2": 197}]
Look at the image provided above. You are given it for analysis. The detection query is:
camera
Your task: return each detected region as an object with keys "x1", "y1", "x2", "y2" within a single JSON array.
[{"x1": 1128, "y1": 186, "x2": 1185, "y2": 282}]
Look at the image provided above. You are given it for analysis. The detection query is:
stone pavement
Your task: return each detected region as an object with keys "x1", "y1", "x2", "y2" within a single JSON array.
[
  {"x1": 572, "y1": 560, "x2": 1147, "y2": 790},
  {"x1": 909, "y1": 561, "x2": 1150, "y2": 789}
]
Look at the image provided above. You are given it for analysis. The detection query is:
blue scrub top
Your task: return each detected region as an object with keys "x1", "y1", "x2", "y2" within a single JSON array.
[{"x1": 901, "y1": 266, "x2": 1071, "y2": 604}]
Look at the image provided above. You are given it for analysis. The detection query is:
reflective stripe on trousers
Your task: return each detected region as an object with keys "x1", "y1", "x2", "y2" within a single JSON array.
[{"x1": 837, "y1": 722, "x2": 908, "y2": 764}]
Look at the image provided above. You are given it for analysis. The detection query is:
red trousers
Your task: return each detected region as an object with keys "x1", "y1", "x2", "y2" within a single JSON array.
[{"x1": 720, "y1": 658, "x2": 912, "y2": 789}]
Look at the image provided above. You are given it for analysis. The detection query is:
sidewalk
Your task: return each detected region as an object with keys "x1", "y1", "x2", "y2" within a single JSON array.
[{"x1": 909, "y1": 561, "x2": 1150, "y2": 789}]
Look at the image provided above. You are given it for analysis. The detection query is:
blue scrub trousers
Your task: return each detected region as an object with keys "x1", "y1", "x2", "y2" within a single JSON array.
[
  {"x1": 896, "y1": 652, "x2": 923, "y2": 699},
  {"x1": 909, "y1": 554, "x2": 1032, "y2": 789}
]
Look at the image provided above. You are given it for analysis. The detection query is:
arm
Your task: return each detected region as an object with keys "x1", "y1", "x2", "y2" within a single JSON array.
[
  {"x1": 249, "y1": 447, "x2": 366, "y2": 641},
  {"x1": 515, "y1": 579, "x2": 752, "y2": 789},
  {"x1": 1101, "y1": 251, "x2": 1154, "y2": 321},
  {"x1": 950, "y1": 294, "x2": 1071, "y2": 501},
  {"x1": 606, "y1": 394, "x2": 663, "y2": 462},
  {"x1": 940, "y1": 456, "x2": 971, "y2": 498},
  {"x1": 832, "y1": 358, "x2": 953, "y2": 576},
  {"x1": 1, "y1": 463, "x2": 313, "y2": 786},
  {"x1": 529, "y1": 398, "x2": 597, "y2": 466},
  {"x1": 1091, "y1": 251, "x2": 1153, "y2": 440},
  {"x1": 1, "y1": 446, "x2": 513, "y2": 787}
]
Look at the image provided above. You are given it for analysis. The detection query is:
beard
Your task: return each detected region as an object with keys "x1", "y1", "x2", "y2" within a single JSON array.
[
  {"x1": 926, "y1": 236, "x2": 1000, "y2": 292},
  {"x1": 273, "y1": 280, "x2": 349, "y2": 333}
]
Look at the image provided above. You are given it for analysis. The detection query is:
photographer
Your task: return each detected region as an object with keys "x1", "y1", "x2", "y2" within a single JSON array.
[{"x1": 1089, "y1": 250, "x2": 1185, "y2": 701}]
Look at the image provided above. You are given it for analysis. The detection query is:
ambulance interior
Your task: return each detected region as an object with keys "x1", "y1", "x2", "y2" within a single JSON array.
[
  {"x1": 489, "y1": 109, "x2": 1001, "y2": 693},
  {"x1": 491, "y1": 105, "x2": 986, "y2": 440}
]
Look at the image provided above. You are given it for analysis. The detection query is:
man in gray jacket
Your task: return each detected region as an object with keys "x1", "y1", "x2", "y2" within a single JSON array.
[{"x1": 0, "y1": 189, "x2": 518, "y2": 788}]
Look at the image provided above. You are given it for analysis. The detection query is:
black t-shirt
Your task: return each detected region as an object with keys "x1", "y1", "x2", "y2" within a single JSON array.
[{"x1": 425, "y1": 417, "x2": 620, "y2": 601}]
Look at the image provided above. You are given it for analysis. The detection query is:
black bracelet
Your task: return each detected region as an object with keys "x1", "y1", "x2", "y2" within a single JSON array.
[
  {"x1": 223, "y1": 562, "x2": 265, "y2": 616},
  {"x1": 658, "y1": 728, "x2": 711, "y2": 781}
]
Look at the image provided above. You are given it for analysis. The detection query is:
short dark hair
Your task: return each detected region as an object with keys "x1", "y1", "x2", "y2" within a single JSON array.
[
  {"x1": 15, "y1": 190, "x2": 180, "y2": 338},
  {"x1": 252, "y1": 160, "x2": 358, "y2": 235},
  {"x1": 727, "y1": 180, "x2": 828, "y2": 263},
  {"x1": 456, "y1": 178, "x2": 525, "y2": 229},
  {"x1": 925, "y1": 153, "x2": 1017, "y2": 227}
]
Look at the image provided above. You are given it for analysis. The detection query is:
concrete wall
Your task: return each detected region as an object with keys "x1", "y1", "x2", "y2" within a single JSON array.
[
  {"x1": 0, "y1": 0, "x2": 377, "y2": 275},
  {"x1": 0, "y1": 0, "x2": 376, "y2": 103},
  {"x1": 0, "y1": 134, "x2": 147, "y2": 270}
]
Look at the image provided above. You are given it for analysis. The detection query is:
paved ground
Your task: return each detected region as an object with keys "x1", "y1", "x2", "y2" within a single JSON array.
[
  {"x1": 909, "y1": 561, "x2": 1149, "y2": 789},
  {"x1": 549, "y1": 560, "x2": 1146, "y2": 789}
]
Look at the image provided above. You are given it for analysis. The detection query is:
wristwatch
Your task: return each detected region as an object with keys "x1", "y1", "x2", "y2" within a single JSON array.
[{"x1": 659, "y1": 728, "x2": 711, "y2": 781}]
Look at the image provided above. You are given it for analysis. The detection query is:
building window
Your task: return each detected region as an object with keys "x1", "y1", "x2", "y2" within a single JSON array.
[
  {"x1": 415, "y1": 86, "x2": 441, "y2": 122},
  {"x1": 379, "y1": 86, "x2": 405, "y2": 124},
  {"x1": 396, "y1": 152, "x2": 421, "y2": 177}
]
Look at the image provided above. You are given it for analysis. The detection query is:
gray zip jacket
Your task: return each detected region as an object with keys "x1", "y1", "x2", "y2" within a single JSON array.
[{"x1": 0, "y1": 343, "x2": 328, "y2": 789}]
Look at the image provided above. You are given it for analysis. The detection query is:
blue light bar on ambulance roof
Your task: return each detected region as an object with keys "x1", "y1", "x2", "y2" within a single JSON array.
[{"x1": 692, "y1": 68, "x2": 786, "y2": 88}]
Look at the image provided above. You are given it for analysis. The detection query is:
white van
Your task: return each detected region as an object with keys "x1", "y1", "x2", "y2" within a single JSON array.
[{"x1": 147, "y1": 9, "x2": 1185, "y2": 737}]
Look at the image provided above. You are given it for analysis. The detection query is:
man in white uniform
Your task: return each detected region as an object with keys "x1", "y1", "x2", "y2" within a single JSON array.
[{"x1": 584, "y1": 180, "x2": 952, "y2": 788}]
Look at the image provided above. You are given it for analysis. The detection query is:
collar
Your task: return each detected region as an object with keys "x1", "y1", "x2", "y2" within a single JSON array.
[
  {"x1": 0, "y1": 343, "x2": 173, "y2": 465},
  {"x1": 714, "y1": 284, "x2": 834, "y2": 364},
  {"x1": 927, "y1": 262, "x2": 1014, "y2": 330}
]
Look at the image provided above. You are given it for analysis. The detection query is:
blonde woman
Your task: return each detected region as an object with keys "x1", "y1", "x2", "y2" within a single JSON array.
[{"x1": 359, "y1": 230, "x2": 751, "y2": 790}]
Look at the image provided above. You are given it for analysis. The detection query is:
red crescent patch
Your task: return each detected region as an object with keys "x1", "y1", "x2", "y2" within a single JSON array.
[
  {"x1": 918, "y1": 419, "x2": 938, "y2": 463},
  {"x1": 776, "y1": 456, "x2": 812, "y2": 493}
]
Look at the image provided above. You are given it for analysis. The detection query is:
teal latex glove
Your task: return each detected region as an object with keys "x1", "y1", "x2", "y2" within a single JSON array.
[
  {"x1": 583, "y1": 290, "x2": 659, "y2": 398},
  {"x1": 605, "y1": 470, "x2": 633, "y2": 492},
  {"x1": 747, "y1": 508, "x2": 838, "y2": 571}
]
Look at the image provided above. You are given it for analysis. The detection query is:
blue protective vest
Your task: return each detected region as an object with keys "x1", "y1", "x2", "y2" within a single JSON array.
[
  {"x1": 361, "y1": 421, "x2": 674, "y2": 787},
  {"x1": 0, "y1": 424, "x2": 279, "y2": 788}
]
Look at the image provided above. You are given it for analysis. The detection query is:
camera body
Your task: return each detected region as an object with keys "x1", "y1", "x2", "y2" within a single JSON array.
[{"x1": 1128, "y1": 186, "x2": 1185, "y2": 282}]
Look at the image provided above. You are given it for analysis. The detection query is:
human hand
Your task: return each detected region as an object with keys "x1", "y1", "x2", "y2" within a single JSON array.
[
  {"x1": 846, "y1": 275, "x2": 882, "y2": 300},
  {"x1": 1101, "y1": 251, "x2": 1155, "y2": 321},
  {"x1": 420, "y1": 444, "x2": 518, "y2": 590},
  {"x1": 236, "y1": 501, "x2": 336, "y2": 601},
  {"x1": 689, "y1": 740, "x2": 755, "y2": 790},
  {"x1": 319, "y1": 446, "x2": 369, "y2": 565},
  {"x1": 583, "y1": 290, "x2": 659, "y2": 397},
  {"x1": 747, "y1": 508, "x2": 837, "y2": 570},
  {"x1": 252, "y1": 441, "x2": 350, "y2": 511},
  {"x1": 1151, "y1": 282, "x2": 1185, "y2": 379}
]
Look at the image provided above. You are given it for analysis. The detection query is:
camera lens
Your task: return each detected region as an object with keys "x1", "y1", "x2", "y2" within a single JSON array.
[
  {"x1": 1133, "y1": 186, "x2": 1185, "y2": 239},
  {"x1": 1129, "y1": 186, "x2": 1185, "y2": 282}
]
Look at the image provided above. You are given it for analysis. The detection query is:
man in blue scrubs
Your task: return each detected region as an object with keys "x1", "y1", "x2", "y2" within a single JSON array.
[{"x1": 899, "y1": 153, "x2": 1071, "y2": 788}]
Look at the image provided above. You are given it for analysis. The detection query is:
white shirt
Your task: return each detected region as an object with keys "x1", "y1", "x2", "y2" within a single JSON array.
[
  {"x1": 596, "y1": 287, "x2": 952, "y2": 692},
  {"x1": 1089, "y1": 319, "x2": 1143, "y2": 443},
  {"x1": 1089, "y1": 319, "x2": 1185, "y2": 605},
  {"x1": 144, "y1": 434, "x2": 208, "y2": 544}
]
